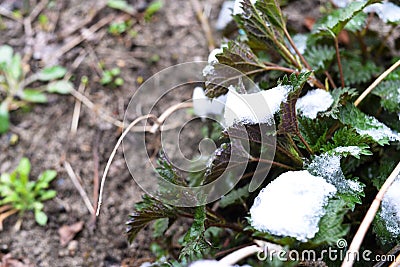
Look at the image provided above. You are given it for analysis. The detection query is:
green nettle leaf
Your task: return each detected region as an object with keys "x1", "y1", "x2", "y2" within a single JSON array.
[
  {"x1": 335, "y1": 55, "x2": 381, "y2": 85},
  {"x1": 235, "y1": 0, "x2": 294, "y2": 65},
  {"x1": 312, "y1": 0, "x2": 377, "y2": 37},
  {"x1": 20, "y1": 89, "x2": 48, "y2": 103},
  {"x1": 0, "y1": 101, "x2": 10, "y2": 134},
  {"x1": 278, "y1": 72, "x2": 311, "y2": 135},
  {"x1": 179, "y1": 205, "x2": 210, "y2": 261},
  {"x1": 310, "y1": 198, "x2": 350, "y2": 246},
  {"x1": 37, "y1": 66, "x2": 67, "y2": 81},
  {"x1": 303, "y1": 45, "x2": 336, "y2": 71},
  {"x1": 47, "y1": 80, "x2": 73, "y2": 94},
  {"x1": 298, "y1": 117, "x2": 331, "y2": 152},
  {"x1": 219, "y1": 185, "x2": 249, "y2": 208},
  {"x1": 371, "y1": 80, "x2": 400, "y2": 113},
  {"x1": 320, "y1": 127, "x2": 372, "y2": 155},
  {"x1": 321, "y1": 87, "x2": 358, "y2": 119},
  {"x1": 344, "y1": 12, "x2": 367, "y2": 32},
  {"x1": 126, "y1": 195, "x2": 177, "y2": 243},
  {"x1": 152, "y1": 218, "x2": 170, "y2": 238},
  {"x1": 156, "y1": 154, "x2": 185, "y2": 186},
  {"x1": 34, "y1": 209, "x2": 48, "y2": 225}
]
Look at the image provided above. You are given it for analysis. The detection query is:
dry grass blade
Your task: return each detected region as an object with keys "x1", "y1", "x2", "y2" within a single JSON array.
[
  {"x1": 341, "y1": 162, "x2": 400, "y2": 267},
  {"x1": 64, "y1": 161, "x2": 95, "y2": 215},
  {"x1": 0, "y1": 206, "x2": 18, "y2": 231},
  {"x1": 354, "y1": 59, "x2": 400, "y2": 107}
]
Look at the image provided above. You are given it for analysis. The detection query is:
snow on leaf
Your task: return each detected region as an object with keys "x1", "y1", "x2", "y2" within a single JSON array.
[
  {"x1": 296, "y1": 89, "x2": 334, "y2": 119},
  {"x1": 250, "y1": 170, "x2": 337, "y2": 242},
  {"x1": 371, "y1": 80, "x2": 400, "y2": 113},
  {"x1": 364, "y1": 1, "x2": 400, "y2": 23},
  {"x1": 192, "y1": 87, "x2": 227, "y2": 119},
  {"x1": 223, "y1": 85, "x2": 290, "y2": 128}
]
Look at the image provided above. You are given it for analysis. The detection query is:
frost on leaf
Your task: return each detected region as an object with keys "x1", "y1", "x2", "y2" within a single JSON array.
[
  {"x1": 296, "y1": 89, "x2": 334, "y2": 119},
  {"x1": 250, "y1": 170, "x2": 337, "y2": 242},
  {"x1": 308, "y1": 153, "x2": 363, "y2": 194},
  {"x1": 380, "y1": 176, "x2": 400, "y2": 236},
  {"x1": 339, "y1": 104, "x2": 400, "y2": 145},
  {"x1": 223, "y1": 85, "x2": 290, "y2": 128}
]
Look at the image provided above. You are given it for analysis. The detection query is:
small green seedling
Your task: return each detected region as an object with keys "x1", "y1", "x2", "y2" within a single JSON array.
[
  {"x1": 0, "y1": 45, "x2": 73, "y2": 134},
  {"x1": 100, "y1": 67, "x2": 124, "y2": 87},
  {"x1": 144, "y1": 0, "x2": 163, "y2": 22},
  {"x1": 0, "y1": 157, "x2": 57, "y2": 226}
]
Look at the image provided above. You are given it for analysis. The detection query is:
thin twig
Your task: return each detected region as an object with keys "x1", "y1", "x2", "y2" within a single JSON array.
[
  {"x1": 250, "y1": 158, "x2": 295, "y2": 170},
  {"x1": 334, "y1": 37, "x2": 345, "y2": 88},
  {"x1": 69, "y1": 88, "x2": 124, "y2": 128},
  {"x1": 149, "y1": 102, "x2": 193, "y2": 133},
  {"x1": 388, "y1": 253, "x2": 400, "y2": 267},
  {"x1": 283, "y1": 28, "x2": 312, "y2": 70},
  {"x1": 0, "y1": 207, "x2": 18, "y2": 231},
  {"x1": 354, "y1": 59, "x2": 400, "y2": 107},
  {"x1": 219, "y1": 245, "x2": 262, "y2": 265},
  {"x1": 89, "y1": 132, "x2": 101, "y2": 229},
  {"x1": 70, "y1": 81, "x2": 86, "y2": 134},
  {"x1": 0, "y1": 7, "x2": 23, "y2": 23},
  {"x1": 325, "y1": 71, "x2": 337, "y2": 89},
  {"x1": 53, "y1": 13, "x2": 117, "y2": 60},
  {"x1": 190, "y1": 0, "x2": 215, "y2": 51},
  {"x1": 64, "y1": 161, "x2": 95, "y2": 215},
  {"x1": 96, "y1": 115, "x2": 157, "y2": 216},
  {"x1": 341, "y1": 162, "x2": 400, "y2": 267}
]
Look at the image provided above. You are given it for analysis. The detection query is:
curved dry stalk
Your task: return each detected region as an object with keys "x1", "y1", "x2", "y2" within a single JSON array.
[
  {"x1": 354, "y1": 59, "x2": 400, "y2": 107},
  {"x1": 96, "y1": 114, "x2": 156, "y2": 216},
  {"x1": 341, "y1": 161, "x2": 400, "y2": 267},
  {"x1": 0, "y1": 206, "x2": 18, "y2": 231},
  {"x1": 96, "y1": 101, "x2": 194, "y2": 216}
]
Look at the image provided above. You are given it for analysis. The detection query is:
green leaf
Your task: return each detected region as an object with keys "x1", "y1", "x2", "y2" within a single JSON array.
[
  {"x1": 0, "y1": 45, "x2": 13, "y2": 67},
  {"x1": 310, "y1": 198, "x2": 350, "y2": 246},
  {"x1": 107, "y1": 0, "x2": 135, "y2": 13},
  {"x1": 312, "y1": 0, "x2": 377, "y2": 37},
  {"x1": 126, "y1": 195, "x2": 177, "y2": 243},
  {"x1": 303, "y1": 45, "x2": 336, "y2": 71},
  {"x1": 335, "y1": 54, "x2": 381, "y2": 85},
  {"x1": 344, "y1": 12, "x2": 367, "y2": 32},
  {"x1": 20, "y1": 89, "x2": 48, "y2": 103},
  {"x1": 0, "y1": 101, "x2": 10, "y2": 134},
  {"x1": 219, "y1": 185, "x2": 249, "y2": 208},
  {"x1": 9, "y1": 53, "x2": 22, "y2": 81},
  {"x1": 152, "y1": 218, "x2": 169, "y2": 238},
  {"x1": 298, "y1": 116, "x2": 332, "y2": 152},
  {"x1": 321, "y1": 87, "x2": 358, "y2": 119},
  {"x1": 37, "y1": 170, "x2": 57, "y2": 185},
  {"x1": 38, "y1": 190, "x2": 56, "y2": 201},
  {"x1": 16, "y1": 157, "x2": 31, "y2": 185},
  {"x1": 37, "y1": 66, "x2": 67, "y2": 81},
  {"x1": 144, "y1": 0, "x2": 163, "y2": 21},
  {"x1": 47, "y1": 80, "x2": 73, "y2": 94},
  {"x1": 34, "y1": 209, "x2": 48, "y2": 225},
  {"x1": 371, "y1": 80, "x2": 400, "y2": 113},
  {"x1": 179, "y1": 206, "x2": 210, "y2": 261},
  {"x1": 338, "y1": 104, "x2": 400, "y2": 145}
]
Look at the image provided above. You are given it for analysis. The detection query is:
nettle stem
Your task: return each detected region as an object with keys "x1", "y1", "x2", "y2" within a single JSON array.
[{"x1": 334, "y1": 37, "x2": 345, "y2": 88}]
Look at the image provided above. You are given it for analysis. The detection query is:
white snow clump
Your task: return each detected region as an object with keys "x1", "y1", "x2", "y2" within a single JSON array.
[
  {"x1": 250, "y1": 170, "x2": 337, "y2": 242},
  {"x1": 193, "y1": 87, "x2": 227, "y2": 119},
  {"x1": 381, "y1": 176, "x2": 400, "y2": 236},
  {"x1": 296, "y1": 89, "x2": 334, "y2": 119},
  {"x1": 355, "y1": 116, "x2": 400, "y2": 143},
  {"x1": 223, "y1": 85, "x2": 291, "y2": 127},
  {"x1": 364, "y1": 1, "x2": 400, "y2": 23},
  {"x1": 233, "y1": 0, "x2": 257, "y2": 15}
]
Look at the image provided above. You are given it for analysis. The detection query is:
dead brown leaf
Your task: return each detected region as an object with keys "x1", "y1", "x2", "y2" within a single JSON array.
[{"x1": 58, "y1": 221, "x2": 84, "y2": 247}]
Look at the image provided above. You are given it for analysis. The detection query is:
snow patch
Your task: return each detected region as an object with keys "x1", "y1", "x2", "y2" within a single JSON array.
[
  {"x1": 224, "y1": 85, "x2": 291, "y2": 127},
  {"x1": 233, "y1": 0, "x2": 256, "y2": 15},
  {"x1": 308, "y1": 153, "x2": 363, "y2": 193},
  {"x1": 193, "y1": 87, "x2": 227, "y2": 119},
  {"x1": 296, "y1": 89, "x2": 334, "y2": 119},
  {"x1": 332, "y1": 146, "x2": 363, "y2": 157},
  {"x1": 364, "y1": 2, "x2": 400, "y2": 23},
  {"x1": 355, "y1": 116, "x2": 400, "y2": 143},
  {"x1": 381, "y1": 176, "x2": 400, "y2": 236},
  {"x1": 250, "y1": 170, "x2": 337, "y2": 242}
]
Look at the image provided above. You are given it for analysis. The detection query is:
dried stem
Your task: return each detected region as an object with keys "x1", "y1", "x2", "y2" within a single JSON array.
[
  {"x1": 334, "y1": 37, "x2": 345, "y2": 88},
  {"x1": 354, "y1": 59, "x2": 400, "y2": 107},
  {"x1": 341, "y1": 162, "x2": 400, "y2": 267},
  {"x1": 250, "y1": 158, "x2": 295, "y2": 170}
]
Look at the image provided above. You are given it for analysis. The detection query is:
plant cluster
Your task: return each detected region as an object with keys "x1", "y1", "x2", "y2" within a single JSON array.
[
  {"x1": 0, "y1": 157, "x2": 57, "y2": 226},
  {"x1": 126, "y1": 0, "x2": 400, "y2": 266}
]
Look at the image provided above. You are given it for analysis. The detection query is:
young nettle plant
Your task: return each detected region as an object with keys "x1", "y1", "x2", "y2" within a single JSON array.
[
  {"x1": 0, "y1": 45, "x2": 73, "y2": 134},
  {"x1": 102, "y1": 0, "x2": 400, "y2": 266},
  {"x1": 0, "y1": 157, "x2": 57, "y2": 229}
]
